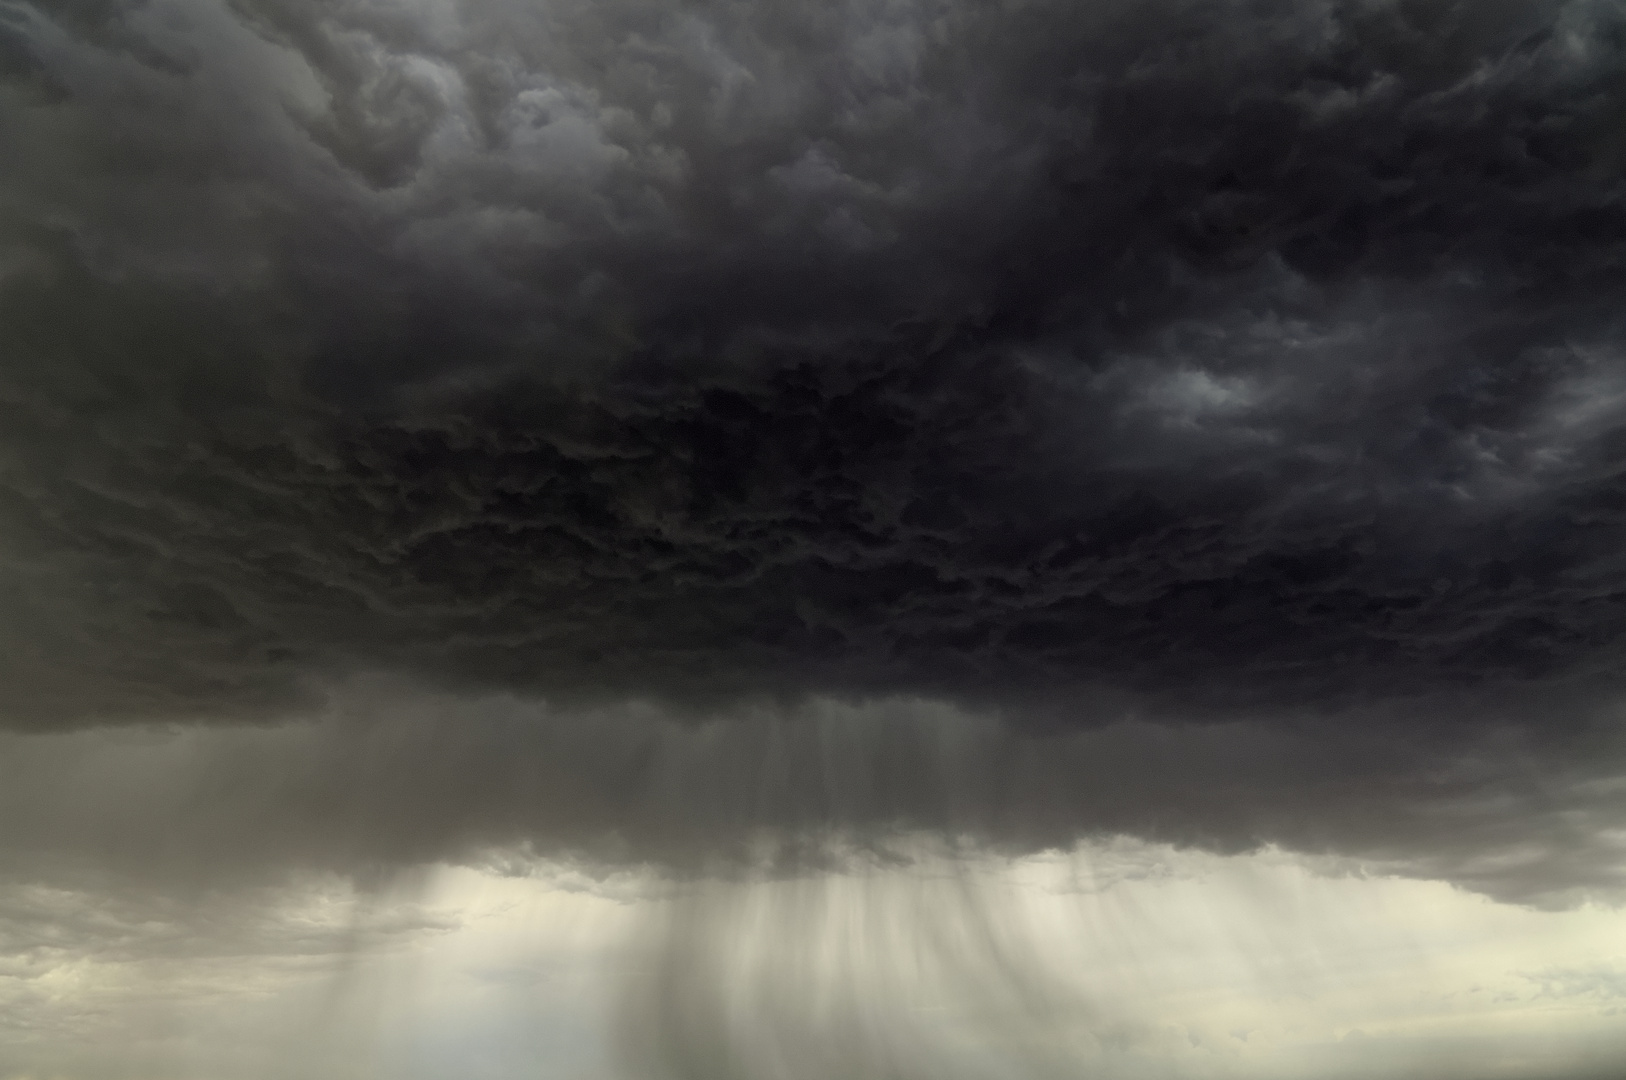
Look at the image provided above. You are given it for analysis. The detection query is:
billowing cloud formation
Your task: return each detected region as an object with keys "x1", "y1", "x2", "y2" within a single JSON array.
[
  {"x1": 4, "y1": 0, "x2": 1626, "y2": 730},
  {"x1": 4, "y1": 0, "x2": 1626, "y2": 952},
  {"x1": 7, "y1": 5, "x2": 1626, "y2": 1075}
]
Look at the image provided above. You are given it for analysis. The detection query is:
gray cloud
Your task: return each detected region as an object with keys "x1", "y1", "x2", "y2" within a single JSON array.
[
  {"x1": 4, "y1": 0, "x2": 1626, "y2": 728},
  {"x1": 20, "y1": 5, "x2": 1626, "y2": 1077},
  {"x1": 0, "y1": 685, "x2": 1621, "y2": 909},
  {"x1": 3, "y1": 0, "x2": 1626, "y2": 909}
]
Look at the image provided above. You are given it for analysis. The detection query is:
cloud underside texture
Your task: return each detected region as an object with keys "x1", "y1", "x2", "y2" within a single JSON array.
[{"x1": 3, "y1": 0, "x2": 1626, "y2": 883}]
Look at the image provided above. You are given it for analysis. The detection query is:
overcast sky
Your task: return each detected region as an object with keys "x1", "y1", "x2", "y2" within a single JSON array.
[{"x1": 3, "y1": 0, "x2": 1626, "y2": 1077}]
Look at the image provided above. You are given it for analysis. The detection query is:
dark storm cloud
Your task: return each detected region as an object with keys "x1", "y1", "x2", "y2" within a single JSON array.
[
  {"x1": 5, "y1": 0, "x2": 1626, "y2": 726},
  {"x1": 4, "y1": 0, "x2": 1626, "y2": 898}
]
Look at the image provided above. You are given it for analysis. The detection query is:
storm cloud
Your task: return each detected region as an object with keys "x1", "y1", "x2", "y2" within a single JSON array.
[
  {"x1": 7, "y1": 7, "x2": 1626, "y2": 1073},
  {"x1": 6, "y1": 1, "x2": 1626, "y2": 1076},
  {"x1": 5, "y1": 0, "x2": 1626, "y2": 729}
]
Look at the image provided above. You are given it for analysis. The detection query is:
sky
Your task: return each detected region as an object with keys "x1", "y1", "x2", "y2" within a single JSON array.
[{"x1": 2, "y1": 0, "x2": 1626, "y2": 1076}]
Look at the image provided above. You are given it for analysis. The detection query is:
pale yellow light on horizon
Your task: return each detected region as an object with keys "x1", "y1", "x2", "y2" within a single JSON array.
[{"x1": 3, "y1": 843, "x2": 1625, "y2": 1080}]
